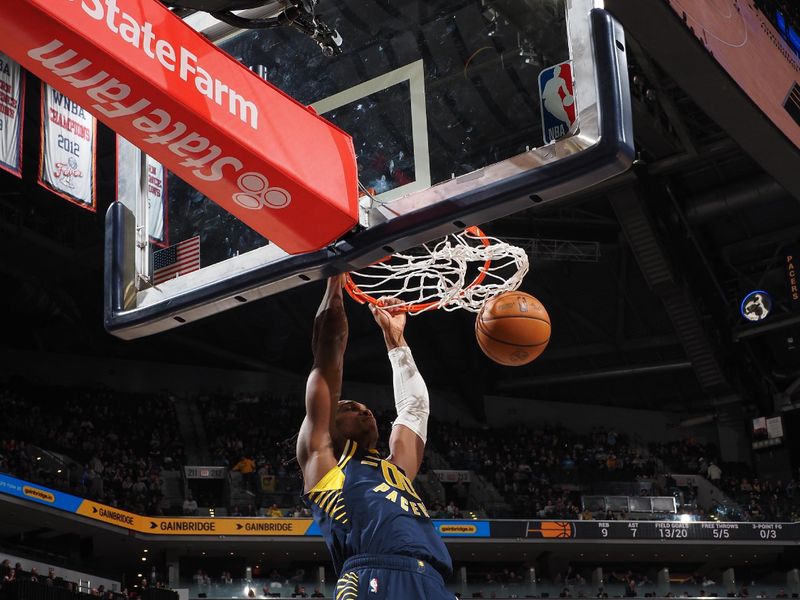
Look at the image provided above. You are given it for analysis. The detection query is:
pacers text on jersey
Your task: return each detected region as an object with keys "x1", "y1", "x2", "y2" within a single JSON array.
[{"x1": 371, "y1": 461, "x2": 431, "y2": 518}]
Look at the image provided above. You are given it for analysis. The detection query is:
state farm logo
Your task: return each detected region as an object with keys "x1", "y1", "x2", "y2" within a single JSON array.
[{"x1": 234, "y1": 172, "x2": 291, "y2": 210}]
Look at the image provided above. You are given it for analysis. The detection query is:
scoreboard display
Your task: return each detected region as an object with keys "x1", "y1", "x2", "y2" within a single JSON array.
[{"x1": 516, "y1": 520, "x2": 795, "y2": 542}]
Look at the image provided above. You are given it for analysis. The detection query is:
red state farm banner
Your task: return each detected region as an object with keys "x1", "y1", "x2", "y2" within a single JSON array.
[
  {"x1": 0, "y1": 0, "x2": 358, "y2": 254},
  {"x1": 39, "y1": 82, "x2": 97, "y2": 210},
  {"x1": 0, "y1": 52, "x2": 25, "y2": 178}
]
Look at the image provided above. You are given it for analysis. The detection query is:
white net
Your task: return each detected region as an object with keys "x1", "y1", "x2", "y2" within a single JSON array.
[{"x1": 345, "y1": 228, "x2": 530, "y2": 313}]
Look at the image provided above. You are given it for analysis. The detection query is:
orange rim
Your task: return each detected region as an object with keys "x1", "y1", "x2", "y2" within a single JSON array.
[{"x1": 343, "y1": 226, "x2": 493, "y2": 312}]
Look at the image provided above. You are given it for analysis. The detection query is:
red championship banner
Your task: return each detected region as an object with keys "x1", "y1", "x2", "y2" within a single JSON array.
[
  {"x1": 39, "y1": 82, "x2": 97, "y2": 211},
  {"x1": 0, "y1": 0, "x2": 358, "y2": 254},
  {"x1": 146, "y1": 156, "x2": 168, "y2": 247},
  {"x1": 0, "y1": 52, "x2": 25, "y2": 177}
]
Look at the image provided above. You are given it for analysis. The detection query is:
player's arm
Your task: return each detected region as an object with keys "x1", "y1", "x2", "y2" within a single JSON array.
[
  {"x1": 297, "y1": 275, "x2": 348, "y2": 493},
  {"x1": 371, "y1": 299, "x2": 428, "y2": 481}
]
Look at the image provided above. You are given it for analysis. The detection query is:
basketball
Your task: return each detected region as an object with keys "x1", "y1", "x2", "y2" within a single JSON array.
[{"x1": 475, "y1": 291, "x2": 550, "y2": 366}]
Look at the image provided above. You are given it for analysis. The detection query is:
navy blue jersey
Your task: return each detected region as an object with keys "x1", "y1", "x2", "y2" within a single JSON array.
[{"x1": 303, "y1": 440, "x2": 452, "y2": 579}]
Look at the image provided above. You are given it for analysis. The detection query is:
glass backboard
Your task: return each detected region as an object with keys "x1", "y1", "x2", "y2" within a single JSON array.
[{"x1": 106, "y1": 0, "x2": 633, "y2": 339}]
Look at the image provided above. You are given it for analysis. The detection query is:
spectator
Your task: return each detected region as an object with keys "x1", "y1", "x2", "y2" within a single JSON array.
[
  {"x1": 199, "y1": 572, "x2": 211, "y2": 595},
  {"x1": 311, "y1": 588, "x2": 325, "y2": 598},
  {"x1": 268, "y1": 503, "x2": 284, "y2": 518},
  {"x1": 292, "y1": 584, "x2": 309, "y2": 598},
  {"x1": 182, "y1": 493, "x2": 198, "y2": 516},
  {"x1": 607, "y1": 429, "x2": 618, "y2": 447},
  {"x1": 233, "y1": 455, "x2": 257, "y2": 494},
  {"x1": 707, "y1": 462, "x2": 722, "y2": 482}
]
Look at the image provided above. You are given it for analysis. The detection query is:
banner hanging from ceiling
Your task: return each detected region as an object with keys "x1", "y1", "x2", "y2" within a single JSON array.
[
  {"x1": 0, "y1": 51, "x2": 25, "y2": 177},
  {"x1": 146, "y1": 155, "x2": 168, "y2": 247},
  {"x1": 38, "y1": 82, "x2": 96, "y2": 211}
]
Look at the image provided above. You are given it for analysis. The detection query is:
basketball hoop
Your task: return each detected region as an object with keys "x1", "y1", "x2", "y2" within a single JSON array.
[{"x1": 343, "y1": 226, "x2": 529, "y2": 313}]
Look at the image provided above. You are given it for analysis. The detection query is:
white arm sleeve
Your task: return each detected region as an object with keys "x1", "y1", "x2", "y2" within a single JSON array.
[{"x1": 388, "y1": 345, "x2": 430, "y2": 444}]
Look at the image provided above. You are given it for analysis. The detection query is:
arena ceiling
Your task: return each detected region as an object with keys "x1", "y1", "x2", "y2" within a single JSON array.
[{"x1": 1, "y1": 3, "x2": 799, "y2": 424}]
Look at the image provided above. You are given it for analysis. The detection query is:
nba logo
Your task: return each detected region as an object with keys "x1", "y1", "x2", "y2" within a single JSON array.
[
  {"x1": 538, "y1": 61, "x2": 577, "y2": 144},
  {"x1": 369, "y1": 578, "x2": 378, "y2": 593}
]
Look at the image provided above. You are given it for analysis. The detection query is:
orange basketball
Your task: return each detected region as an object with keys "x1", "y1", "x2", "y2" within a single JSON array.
[{"x1": 475, "y1": 291, "x2": 550, "y2": 366}]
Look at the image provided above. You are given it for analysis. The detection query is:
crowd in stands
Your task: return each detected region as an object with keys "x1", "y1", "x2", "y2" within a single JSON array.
[
  {"x1": 189, "y1": 567, "x2": 324, "y2": 598},
  {"x1": 427, "y1": 422, "x2": 658, "y2": 518},
  {"x1": 0, "y1": 382, "x2": 185, "y2": 515},
  {"x1": 1, "y1": 560, "x2": 72, "y2": 592},
  {"x1": 199, "y1": 394, "x2": 299, "y2": 492},
  {"x1": 722, "y1": 477, "x2": 799, "y2": 522},
  {"x1": 2, "y1": 381, "x2": 799, "y2": 523},
  {"x1": 653, "y1": 438, "x2": 800, "y2": 522},
  {"x1": 178, "y1": 559, "x2": 800, "y2": 600},
  {"x1": 0, "y1": 557, "x2": 140, "y2": 600}
]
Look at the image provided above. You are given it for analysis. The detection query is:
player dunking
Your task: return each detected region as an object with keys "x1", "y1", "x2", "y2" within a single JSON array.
[{"x1": 296, "y1": 275, "x2": 454, "y2": 599}]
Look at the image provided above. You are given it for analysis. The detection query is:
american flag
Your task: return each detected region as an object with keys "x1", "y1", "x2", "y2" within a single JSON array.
[{"x1": 152, "y1": 236, "x2": 201, "y2": 284}]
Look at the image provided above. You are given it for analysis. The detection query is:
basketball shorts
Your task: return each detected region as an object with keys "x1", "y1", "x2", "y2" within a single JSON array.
[{"x1": 334, "y1": 554, "x2": 455, "y2": 600}]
